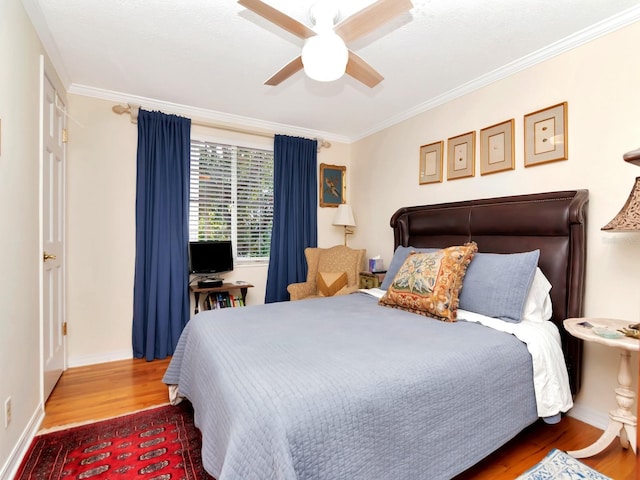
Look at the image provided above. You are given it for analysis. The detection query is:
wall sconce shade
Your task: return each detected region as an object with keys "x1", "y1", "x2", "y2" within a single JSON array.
[
  {"x1": 623, "y1": 147, "x2": 640, "y2": 166},
  {"x1": 333, "y1": 204, "x2": 356, "y2": 245},
  {"x1": 601, "y1": 177, "x2": 640, "y2": 232},
  {"x1": 333, "y1": 204, "x2": 355, "y2": 227}
]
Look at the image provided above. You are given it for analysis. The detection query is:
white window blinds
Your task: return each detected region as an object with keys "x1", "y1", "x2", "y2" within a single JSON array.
[{"x1": 189, "y1": 139, "x2": 274, "y2": 262}]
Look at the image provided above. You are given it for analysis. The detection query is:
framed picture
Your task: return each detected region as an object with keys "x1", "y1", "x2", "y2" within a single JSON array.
[
  {"x1": 524, "y1": 102, "x2": 568, "y2": 167},
  {"x1": 419, "y1": 141, "x2": 443, "y2": 184},
  {"x1": 480, "y1": 119, "x2": 514, "y2": 175},
  {"x1": 319, "y1": 163, "x2": 345, "y2": 207},
  {"x1": 447, "y1": 131, "x2": 475, "y2": 180}
]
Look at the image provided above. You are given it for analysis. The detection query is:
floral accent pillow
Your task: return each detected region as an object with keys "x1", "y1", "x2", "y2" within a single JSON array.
[{"x1": 378, "y1": 243, "x2": 478, "y2": 322}]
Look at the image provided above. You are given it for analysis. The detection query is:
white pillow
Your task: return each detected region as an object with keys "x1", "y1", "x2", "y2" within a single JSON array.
[{"x1": 522, "y1": 267, "x2": 552, "y2": 323}]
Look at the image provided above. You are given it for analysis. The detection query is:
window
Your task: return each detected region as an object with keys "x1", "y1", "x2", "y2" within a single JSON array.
[{"x1": 189, "y1": 139, "x2": 274, "y2": 263}]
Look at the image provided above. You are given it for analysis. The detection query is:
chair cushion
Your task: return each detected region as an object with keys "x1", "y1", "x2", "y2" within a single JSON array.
[
  {"x1": 287, "y1": 245, "x2": 365, "y2": 301},
  {"x1": 317, "y1": 271, "x2": 348, "y2": 297}
]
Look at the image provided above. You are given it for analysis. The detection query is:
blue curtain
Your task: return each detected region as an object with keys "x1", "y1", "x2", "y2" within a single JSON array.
[
  {"x1": 265, "y1": 135, "x2": 318, "y2": 303},
  {"x1": 132, "y1": 109, "x2": 191, "y2": 360}
]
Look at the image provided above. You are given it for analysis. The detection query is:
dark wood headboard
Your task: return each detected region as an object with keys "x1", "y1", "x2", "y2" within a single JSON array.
[{"x1": 390, "y1": 190, "x2": 589, "y2": 394}]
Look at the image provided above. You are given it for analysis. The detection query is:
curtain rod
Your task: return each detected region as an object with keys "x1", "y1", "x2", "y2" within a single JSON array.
[{"x1": 111, "y1": 103, "x2": 331, "y2": 150}]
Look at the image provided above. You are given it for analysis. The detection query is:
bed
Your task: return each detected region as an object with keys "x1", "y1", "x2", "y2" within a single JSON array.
[{"x1": 163, "y1": 189, "x2": 589, "y2": 480}]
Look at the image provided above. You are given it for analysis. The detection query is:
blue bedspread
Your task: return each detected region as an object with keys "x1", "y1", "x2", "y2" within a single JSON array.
[{"x1": 163, "y1": 293, "x2": 538, "y2": 480}]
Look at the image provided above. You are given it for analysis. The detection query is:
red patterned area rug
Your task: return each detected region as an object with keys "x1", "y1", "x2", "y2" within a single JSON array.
[{"x1": 16, "y1": 402, "x2": 215, "y2": 479}]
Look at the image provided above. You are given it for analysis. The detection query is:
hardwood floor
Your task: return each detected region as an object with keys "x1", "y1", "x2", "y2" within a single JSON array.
[
  {"x1": 43, "y1": 358, "x2": 638, "y2": 479},
  {"x1": 42, "y1": 357, "x2": 172, "y2": 429}
]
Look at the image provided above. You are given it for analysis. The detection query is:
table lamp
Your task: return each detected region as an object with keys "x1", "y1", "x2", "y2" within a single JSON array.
[{"x1": 598, "y1": 146, "x2": 640, "y2": 461}]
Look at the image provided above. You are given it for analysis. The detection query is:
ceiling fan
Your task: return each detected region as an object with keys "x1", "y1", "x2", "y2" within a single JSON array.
[{"x1": 237, "y1": 0, "x2": 414, "y2": 88}]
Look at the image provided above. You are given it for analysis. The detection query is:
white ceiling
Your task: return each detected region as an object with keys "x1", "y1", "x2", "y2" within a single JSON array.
[{"x1": 23, "y1": 0, "x2": 640, "y2": 142}]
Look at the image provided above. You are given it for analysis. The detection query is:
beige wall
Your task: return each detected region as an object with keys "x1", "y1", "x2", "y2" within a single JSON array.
[
  {"x1": 4, "y1": 2, "x2": 639, "y2": 473},
  {"x1": 0, "y1": 0, "x2": 47, "y2": 476},
  {"x1": 65, "y1": 96, "x2": 350, "y2": 365},
  {"x1": 350, "y1": 21, "x2": 640, "y2": 427}
]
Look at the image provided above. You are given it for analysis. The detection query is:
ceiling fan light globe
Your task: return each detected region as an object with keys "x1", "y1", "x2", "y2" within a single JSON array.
[{"x1": 301, "y1": 32, "x2": 348, "y2": 82}]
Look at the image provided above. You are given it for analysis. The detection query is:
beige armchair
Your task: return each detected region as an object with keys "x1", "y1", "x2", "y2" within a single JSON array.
[{"x1": 287, "y1": 245, "x2": 366, "y2": 301}]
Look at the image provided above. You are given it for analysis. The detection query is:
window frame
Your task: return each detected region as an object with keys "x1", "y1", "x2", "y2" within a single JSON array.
[{"x1": 188, "y1": 133, "x2": 274, "y2": 266}]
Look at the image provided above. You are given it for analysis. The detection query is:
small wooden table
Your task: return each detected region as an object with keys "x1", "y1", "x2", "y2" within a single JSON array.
[
  {"x1": 563, "y1": 317, "x2": 639, "y2": 458},
  {"x1": 359, "y1": 271, "x2": 386, "y2": 289},
  {"x1": 190, "y1": 282, "x2": 253, "y2": 314}
]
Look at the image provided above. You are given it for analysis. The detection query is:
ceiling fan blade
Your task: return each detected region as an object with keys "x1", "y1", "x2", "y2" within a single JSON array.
[
  {"x1": 265, "y1": 56, "x2": 304, "y2": 86},
  {"x1": 238, "y1": 0, "x2": 316, "y2": 39},
  {"x1": 345, "y1": 51, "x2": 383, "y2": 88},
  {"x1": 335, "y1": 0, "x2": 413, "y2": 44}
]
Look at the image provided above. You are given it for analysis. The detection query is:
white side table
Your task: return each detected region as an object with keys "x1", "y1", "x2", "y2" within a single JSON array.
[{"x1": 563, "y1": 317, "x2": 639, "y2": 458}]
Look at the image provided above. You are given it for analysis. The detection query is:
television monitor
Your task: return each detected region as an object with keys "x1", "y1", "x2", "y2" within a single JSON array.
[{"x1": 188, "y1": 241, "x2": 234, "y2": 275}]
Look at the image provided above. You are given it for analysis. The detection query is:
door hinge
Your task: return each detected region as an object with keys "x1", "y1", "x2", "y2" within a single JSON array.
[
  {"x1": 62, "y1": 322, "x2": 67, "y2": 336},
  {"x1": 62, "y1": 128, "x2": 68, "y2": 143}
]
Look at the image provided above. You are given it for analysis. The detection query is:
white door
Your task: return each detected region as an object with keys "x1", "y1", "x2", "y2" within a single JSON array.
[{"x1": 42, "y1": 65, "x2": 66, "y2": 401}]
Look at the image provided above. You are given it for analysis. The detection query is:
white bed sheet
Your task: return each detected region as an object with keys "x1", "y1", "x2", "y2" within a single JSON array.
[{"x1": 361, "y1": 288, "x2": 573, "y2": 418}]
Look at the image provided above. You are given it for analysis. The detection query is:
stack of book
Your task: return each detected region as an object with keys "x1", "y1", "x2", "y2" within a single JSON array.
[{"x1": 204, "y1": 291, "x2": 245, "y2": 310}]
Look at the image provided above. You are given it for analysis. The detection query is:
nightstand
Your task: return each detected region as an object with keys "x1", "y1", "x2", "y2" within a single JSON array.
[
  {"x1": 563, "y1": 317, "x2": 639, "y2": 458},
  {"x1": 359, "y1": 271, "x2": 386, "y2": 289}
]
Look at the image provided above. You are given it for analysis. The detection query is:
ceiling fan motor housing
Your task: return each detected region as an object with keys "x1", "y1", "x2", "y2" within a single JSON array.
[{"x1": 301, "y1": 32, "x2": 348, "y2": 82}]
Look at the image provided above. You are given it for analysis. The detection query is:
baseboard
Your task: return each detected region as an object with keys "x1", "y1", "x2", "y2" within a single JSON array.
[
  {"x1": 67, "y1": 348, "x2": 133, "y2": 368},
  {"x1": 567, "y1": 401, "x2": 609, "y2": 431},
  {"x1": 0, "y1": 403, "x2": 44, "y2": 480}
]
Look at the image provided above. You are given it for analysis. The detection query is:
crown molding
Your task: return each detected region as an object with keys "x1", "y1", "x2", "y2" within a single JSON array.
[
  {"x1": 352, "y1": 4, "x2": 640, "y2": 142},
  {"x1": 68, "y1": 84, "x2": 352, "y2": 145}
]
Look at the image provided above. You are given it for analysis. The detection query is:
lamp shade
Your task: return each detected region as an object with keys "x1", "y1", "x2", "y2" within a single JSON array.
[
  {"x1": 332, "y1": 204, "x2": 356, "y2": 227},
  {"x1": 623, "y1": 147, "x2": 640, "y2": 166},
  {"x1": 601, "y1": 176, "x2": 640, "y2": 232}
]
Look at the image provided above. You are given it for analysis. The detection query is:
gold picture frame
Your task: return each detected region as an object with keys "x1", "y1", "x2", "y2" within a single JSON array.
[
  {"x1": 419, "y1": 141, "x2": 443, "y2": 184},
  {"x1": 319, "y1": 163, "x2": 346, "y2": 207},
  {"x1": 524, "y1": 102, "x2": 568, "y2": 167},
  {"x1": 447, "y1": 131, "x2": 475, "y2": 180},
  {"x1": 480, "y1": 119, "x2": 514, "y2": 175}
]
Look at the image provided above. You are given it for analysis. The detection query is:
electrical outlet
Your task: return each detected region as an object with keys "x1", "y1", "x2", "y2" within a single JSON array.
[{"x1": 4, "y1": 397, "x2": 11, "y2": 428}]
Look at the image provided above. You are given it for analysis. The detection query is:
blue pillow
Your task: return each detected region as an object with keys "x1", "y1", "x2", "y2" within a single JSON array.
[
  {"x1": 458, "y1": 250, "x2": 540, "y2": 323},
  {"x1": 380, "y1": 246, "x2": 438, "y2": 291}
]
